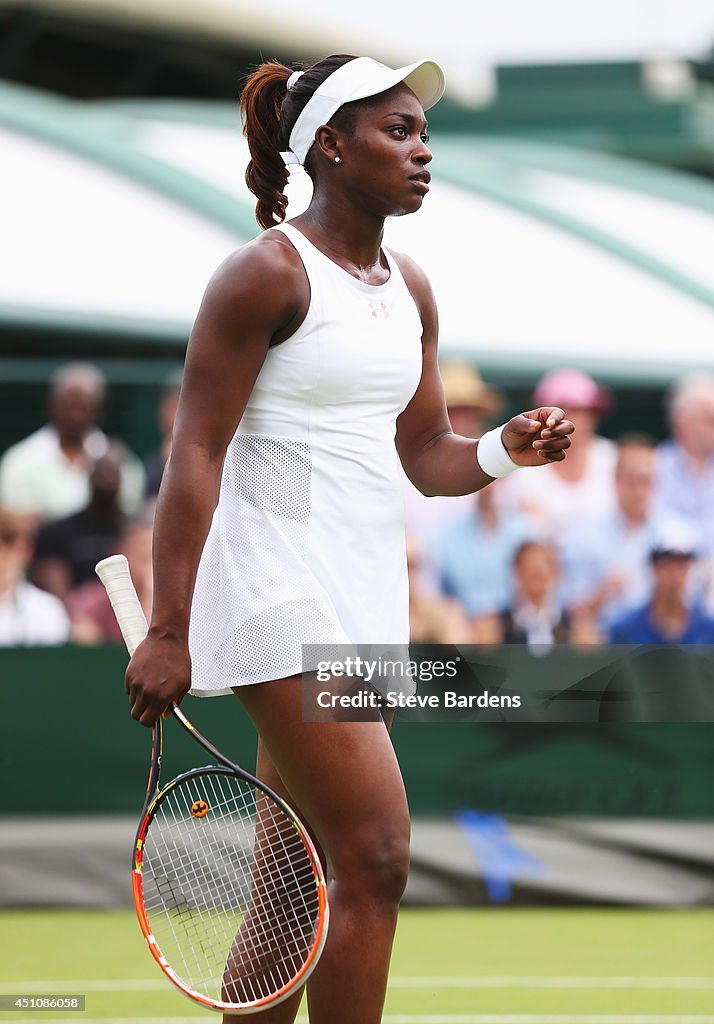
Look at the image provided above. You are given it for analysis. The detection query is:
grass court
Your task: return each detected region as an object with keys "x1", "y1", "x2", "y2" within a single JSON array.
[{"x1": 0, "y1": 907, "x2": 712, "y2": 1022}]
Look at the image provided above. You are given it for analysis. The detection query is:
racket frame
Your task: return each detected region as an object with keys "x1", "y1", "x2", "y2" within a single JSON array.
[
  {"x1": 95, "y1": 554, "x2": 329, "y2": 1014},
  {"x1": 133, "y1": 758, "x2": 328, "y2": 1013}
]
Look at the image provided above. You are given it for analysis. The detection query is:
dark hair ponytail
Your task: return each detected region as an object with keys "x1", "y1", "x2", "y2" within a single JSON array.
[
  {"x1": 240, "y1": 60, "x2": 292, "y2": 231},
  {"x1": 241, "y1": 55, "x2": 358, "y2": 230}
]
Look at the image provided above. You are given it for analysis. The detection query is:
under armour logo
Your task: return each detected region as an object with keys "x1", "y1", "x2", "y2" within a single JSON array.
[{"x1": 369, "y1": 303, "x2": 390, "y2": 318}]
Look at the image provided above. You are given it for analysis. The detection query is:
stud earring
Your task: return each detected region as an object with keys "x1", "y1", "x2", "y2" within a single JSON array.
[{"x1": 334, "y1": 156, "x2": 341, "y2": 164}]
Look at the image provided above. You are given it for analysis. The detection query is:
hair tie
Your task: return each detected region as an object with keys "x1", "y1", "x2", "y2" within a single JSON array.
[{"x1": 287, "y1": 70, "x2": 304, "y2": 92}]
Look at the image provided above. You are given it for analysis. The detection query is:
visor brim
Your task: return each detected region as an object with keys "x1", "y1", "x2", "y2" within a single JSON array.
[{"x1": 347, "y1": 59, "x2": 446, "y2": 111}]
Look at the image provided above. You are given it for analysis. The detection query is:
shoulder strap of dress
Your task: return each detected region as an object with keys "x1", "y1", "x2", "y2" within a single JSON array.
[
  {"x1": 381, "y1": 246, "x2": 410, "y2": 290},
  {"x1": 382, "y1": 247, "x2": 426, "y2": 313},
  {"x1": 272, "y1": 222, "x2": 324, "y2": 280}
]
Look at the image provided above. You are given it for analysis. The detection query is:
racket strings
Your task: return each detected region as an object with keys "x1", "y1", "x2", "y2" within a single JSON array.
[
  {"x1": 140, "y1": 771, "x2": 321, "y2": 1006},
  {"x1": 147, "y1": 787, "x2": 314, "y2": 1000},
  {"x1": 150, "y1": 798, "x2": 309, "y2": 988}
]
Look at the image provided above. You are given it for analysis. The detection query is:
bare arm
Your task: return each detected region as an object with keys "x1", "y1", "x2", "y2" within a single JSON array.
[
  {"x1": 394, "y1": 253, "x2": 574, "y2": 496},
  {"x1": 126, "y1": 232, "x2": 309, "y2": 725}
]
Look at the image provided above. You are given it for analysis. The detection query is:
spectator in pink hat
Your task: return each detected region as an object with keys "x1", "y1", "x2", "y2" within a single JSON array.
[{"x1": 498, "y1": 368, "x2": 616, "y2": 536}]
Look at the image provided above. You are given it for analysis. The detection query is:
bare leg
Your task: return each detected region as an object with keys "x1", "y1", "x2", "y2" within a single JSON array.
[
  {"x1": 223, "y1": 676, "x2": 410, "y2": 1024},
  {"x1": 222, "y1": 738, "x2": 323, "y2": 1024}
]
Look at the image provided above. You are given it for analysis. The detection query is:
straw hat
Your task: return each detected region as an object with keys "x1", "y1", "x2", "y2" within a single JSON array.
[{"x1": 439, "y1": 362, "x2": 503, "y2": 414}]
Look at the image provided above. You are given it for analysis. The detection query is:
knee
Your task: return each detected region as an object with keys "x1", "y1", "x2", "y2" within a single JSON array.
[
  {"x1": 338, "y1": 825, "x2": 411, "y2": 906},
  {"x1": 370, "y1": 831, "x2": 411, "y2": 905}
]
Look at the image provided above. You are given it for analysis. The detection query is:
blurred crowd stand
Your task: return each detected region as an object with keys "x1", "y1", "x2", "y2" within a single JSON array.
[
  {"x1": 404, "y1": 363, "x2": 714, "y2": 649},
  {"x1": 1, "y1": 358, "x2": 714, "y2": 651},
  {"x1": 0, "y1": 362, "x2": 158, "y2": 647}
]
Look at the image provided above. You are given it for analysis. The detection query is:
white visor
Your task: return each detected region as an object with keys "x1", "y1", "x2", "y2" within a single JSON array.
[{"x1": 281, "y1": 56, "x2": 446, "y2": 166}]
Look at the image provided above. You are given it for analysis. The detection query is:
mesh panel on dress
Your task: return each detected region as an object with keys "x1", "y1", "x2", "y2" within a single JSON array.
[
  {"x1": 226, "y1": 435, "x2": 311, "y2": 524},
  {"x1": 213, "y1": 597, "x2": 342, "y2": 682}
]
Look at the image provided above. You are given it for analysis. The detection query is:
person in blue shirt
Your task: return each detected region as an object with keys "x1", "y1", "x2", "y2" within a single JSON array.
[
  {"x1": 433, "y1": 479, "x2": 532, "y2": 617},
  {"x1": 560, "y1": 436, "x2": 660, "y2": 630},
  {"x1": 609, "y1": 521, "x2": 714, "y2": 643}
]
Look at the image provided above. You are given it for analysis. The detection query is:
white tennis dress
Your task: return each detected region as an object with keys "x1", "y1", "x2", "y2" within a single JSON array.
[{"x1": 189, "y1": 222, "x2": 424, "y2": 695}]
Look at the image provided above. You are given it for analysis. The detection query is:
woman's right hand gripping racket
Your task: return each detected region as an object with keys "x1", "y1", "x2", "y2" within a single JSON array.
[{"x1": 95, "y1": 554, "x2": 329, "y2": 1014}]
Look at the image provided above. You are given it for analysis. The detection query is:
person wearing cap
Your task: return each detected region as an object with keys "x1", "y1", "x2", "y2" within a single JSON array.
[
  {"x1": 499, "y1": 368, "x2": 615, "y2": 536},
  {"x1": 609, "y1": 520, "x2": 714, "y2": 644},
  {"x1": 122, "y1": 54, "x2": 574, "y2": 1023}
]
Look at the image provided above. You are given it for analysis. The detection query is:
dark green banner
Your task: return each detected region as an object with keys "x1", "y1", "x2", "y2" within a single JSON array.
[{"x1": 1, "y1": 645, "x2": 713, "y2": 816}]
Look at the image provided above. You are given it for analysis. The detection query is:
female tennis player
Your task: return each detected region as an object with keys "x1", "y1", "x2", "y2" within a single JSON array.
[{"x1": 125, "y1": 54, "x2": 574, "y2": 1023}]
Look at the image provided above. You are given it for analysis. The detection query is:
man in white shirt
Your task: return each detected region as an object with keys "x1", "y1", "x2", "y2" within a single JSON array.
[{"x1": 0, "y1": 363, "x2": 144, "y2": 523}]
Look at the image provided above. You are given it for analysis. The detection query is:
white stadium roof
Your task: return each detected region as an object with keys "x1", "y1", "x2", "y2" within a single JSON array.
[
  {"x1": 3, "y1": 0, "x2": 714, "y2": 103},
  {"x1": 3, "y1": 79, "x2": 714, "y2": 383}
]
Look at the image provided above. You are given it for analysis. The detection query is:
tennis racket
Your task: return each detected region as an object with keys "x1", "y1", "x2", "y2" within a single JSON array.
[{"x1": 95, "y1": 554, "x2": 329, "y2": 1014}]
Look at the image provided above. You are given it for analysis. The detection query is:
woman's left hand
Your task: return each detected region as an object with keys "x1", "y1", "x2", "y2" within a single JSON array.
[{"x1": 501, "y1": 406, "x2": 575, "y2": 467}]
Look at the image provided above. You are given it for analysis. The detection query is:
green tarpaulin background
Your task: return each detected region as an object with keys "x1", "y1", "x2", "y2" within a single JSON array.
[{"x1": 2, "y1": 646, "x2": 713, "y2": 817}]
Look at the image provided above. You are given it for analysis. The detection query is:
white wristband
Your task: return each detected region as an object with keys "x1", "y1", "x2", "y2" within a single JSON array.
[{"x1": 476, "y1": 425, "x2": 520, "y2": 478}]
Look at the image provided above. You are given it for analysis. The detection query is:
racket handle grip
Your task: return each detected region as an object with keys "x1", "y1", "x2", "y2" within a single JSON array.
[{"x1": 95, "y1": 554, "x2": 148, "y2": 656}]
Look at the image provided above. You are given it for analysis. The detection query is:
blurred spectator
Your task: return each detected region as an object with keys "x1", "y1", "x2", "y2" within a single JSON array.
[
  {"x1": 31, "y1": 442, "x2": 128, "y2": 600},
  {"x1": 0, "y1": 507, "x2": 69, "y2": 646},
  {"x1": 145, "y1": 371, "x2": 182, "y2": 498},
  {"x1": 498, "y1": 368, "x2": 616, "y2": 535},
  {"x1": 609, "y1": 521, "x2": 714, "y2": 643},
  {"x1": 702, "y1": 559, "x2": 714, "y2": 617},
  {"x1": 68, "y1": 514, "x2": 153, "y2": 644},
  {"x1": 560, "y1": 436, "x2": 662, "y2": 629},
  {"x1": 403, "y1": 361, "x2": 503, "y2": 553},
  {"x1": 473, "y1": 540, "x2": 599, "y2": 651},
  {"x1": 0, "y1": 362, "x2": 144, "y2": 523},
  {"x1": 407, "y1": 532, "x2": 470, "y2": 644},
  {"x1": 437, "y1": 362, "x2": 503, "y2": 440},
  {"x1": 653, "y1": 374, "x2": 714, "y2": 555},
  {"x1": 433, "y1": 479, "x2": 532, "y2": 617},
  {"x1": 502, "y1": 541, "x2": 571, "y2": 650}
]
